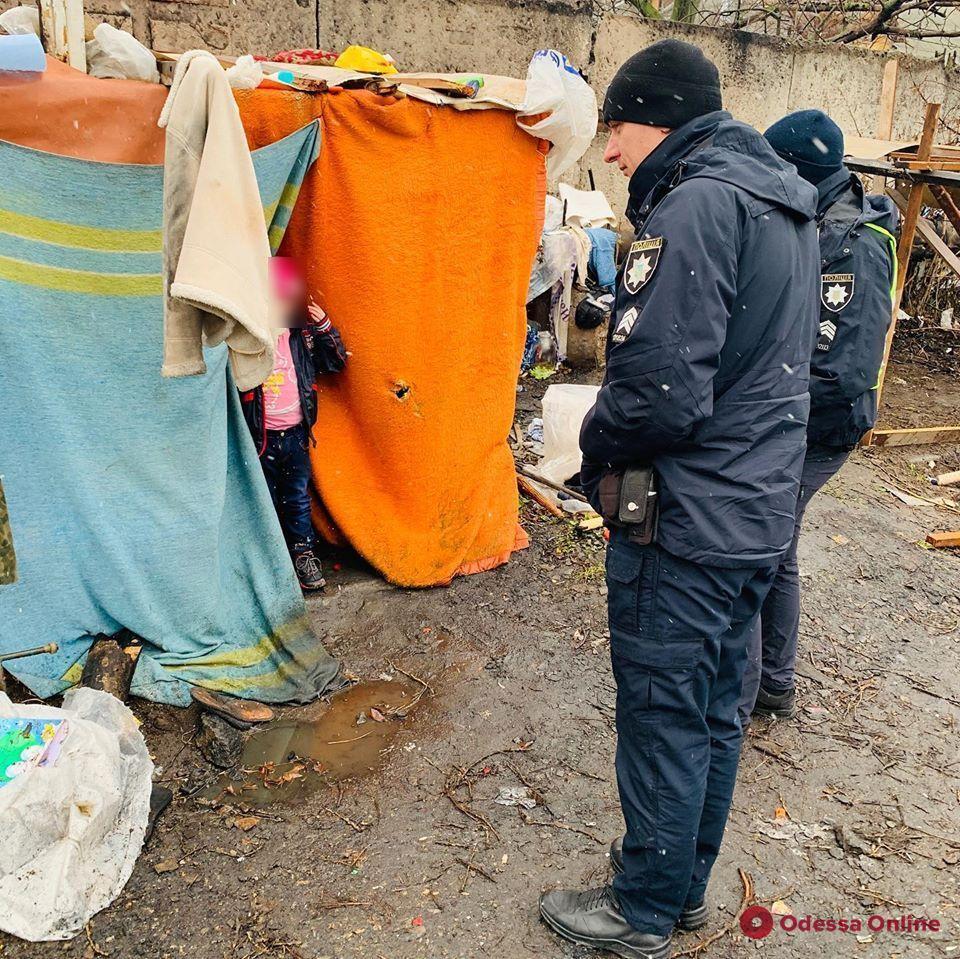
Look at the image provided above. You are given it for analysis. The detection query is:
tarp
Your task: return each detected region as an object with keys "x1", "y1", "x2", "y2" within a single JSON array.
[
  {"x1": 238, "y1": 88, "x2": 546, "y2": 586},
  {"x1": 0, "y1": 117, "x2": 341, "y2": 705}
]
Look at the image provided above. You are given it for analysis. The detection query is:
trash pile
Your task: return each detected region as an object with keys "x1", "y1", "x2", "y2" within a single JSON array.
[{"x1": 523, "y1": 183, "x2": 618, "y2": 378}]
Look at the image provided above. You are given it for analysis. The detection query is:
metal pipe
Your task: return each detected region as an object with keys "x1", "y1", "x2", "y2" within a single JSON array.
[{"x1": 0, "y1": 642, "x2": 59, "y2": 662}]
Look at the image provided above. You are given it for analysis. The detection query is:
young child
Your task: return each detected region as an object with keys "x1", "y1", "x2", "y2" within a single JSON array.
[{"x1": 241, "y1": 258, "x2": 346, "y2": 590}]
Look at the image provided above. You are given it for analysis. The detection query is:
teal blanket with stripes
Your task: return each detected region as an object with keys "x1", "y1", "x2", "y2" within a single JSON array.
[{"x1": 0, "y1": 122, "x2": 341, "y2": 706}]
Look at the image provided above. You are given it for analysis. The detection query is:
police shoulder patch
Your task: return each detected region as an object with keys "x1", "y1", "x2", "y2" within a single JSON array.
[
  {"x1": 612, "y1": 306, "x2": 639, "y2": 345},
  {"x1": 623, "y1": 237, "x2": 664, "y2": 295},
  {"x1": 821, "y1": 273, "x2": 854, "y2": 313}
]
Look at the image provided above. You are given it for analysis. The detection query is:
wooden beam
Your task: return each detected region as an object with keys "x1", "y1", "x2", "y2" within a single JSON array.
[
  {"x1": 37, "y1": 0, "x2": 85, "y2": 71},
  {"x1": 863, "y1": 102, "x2": 940, "y2": 447},
  {"x1": 517, "y1": 474, "x2": 565, "y2": 518},
  {"x1": 872, "y1": 59, "x2": 899, "y2": 192},
  {"x1": 872, "y1": 426, "x2": 960, "y2": 447},
  {"x1": 926, "y1": 531, "x2": 960, "y2": 548},
  {"x1": 887, "y1": 188, "x2": 960, "y2": 281},
  {"x1": 844, "y1": 157, "x2": 960, "y2": 188}
]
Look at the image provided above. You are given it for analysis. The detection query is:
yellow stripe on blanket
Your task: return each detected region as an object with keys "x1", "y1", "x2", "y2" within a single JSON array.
[
  {"x1": 0, "y1": 255, "x2": 161, "y2": 296},
  {"x1": 0, "y1": 209, "x2": 161, "y2": 253}
]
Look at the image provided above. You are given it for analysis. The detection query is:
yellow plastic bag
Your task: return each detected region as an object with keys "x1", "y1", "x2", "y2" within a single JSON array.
[{"x1": 334, "y1": 45, "x2": 398, "y2": 75}]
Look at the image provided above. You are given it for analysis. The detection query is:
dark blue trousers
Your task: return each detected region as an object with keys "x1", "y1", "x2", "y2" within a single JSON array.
[
  {"x1": 260, "y1": 423, "x2": 316, "y2": 555},
  {"x1": 739, "y1": 445, "x2": 850, "y2": 722},
  {"x1": 606, "y1": 531, "x2": 774, "y2": 936}
]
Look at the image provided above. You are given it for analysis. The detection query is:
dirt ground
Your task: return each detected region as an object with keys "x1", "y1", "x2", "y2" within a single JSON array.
[{"x1": 4, "y1": 356, "x2": 960, "y2": 959}]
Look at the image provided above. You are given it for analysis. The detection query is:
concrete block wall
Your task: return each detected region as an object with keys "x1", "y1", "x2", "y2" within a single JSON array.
[{"x1": 3, "y1": 0, "x2": 956, "y2": 216}]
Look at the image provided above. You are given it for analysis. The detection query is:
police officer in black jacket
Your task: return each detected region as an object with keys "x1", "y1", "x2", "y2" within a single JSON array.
[
  {"x1": 739, "y1": 110, "x2": 898, "y2": 723},
  {"x1": 538, "y1": 41, "x2": 819, "y2": 958}
]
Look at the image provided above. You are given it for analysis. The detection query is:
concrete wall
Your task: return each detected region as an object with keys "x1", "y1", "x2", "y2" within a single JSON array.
[{"x1": 4, "y1": 0, "x2": 957, "y2": 214}]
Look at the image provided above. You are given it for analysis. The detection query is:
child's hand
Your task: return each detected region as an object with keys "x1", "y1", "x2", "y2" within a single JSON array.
[{"x1": 306, "y1": 302, "x2": 331, "y2": 331}]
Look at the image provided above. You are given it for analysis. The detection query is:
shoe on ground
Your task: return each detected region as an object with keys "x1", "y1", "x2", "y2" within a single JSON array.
[
  {"x1": 294, "y1": 550, "x2": 326, "y2": 591},
  {"x1": 752, "y1": 684, "x2": 797, "y2": 719},
  {"x1": 609, "y1": 837, "x2": 708, "y2": 932},
  {"x1": 539, "y1": 885, "x2": 672, "y2": 959}
]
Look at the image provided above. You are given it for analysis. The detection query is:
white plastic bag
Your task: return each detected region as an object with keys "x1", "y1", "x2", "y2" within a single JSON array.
[
  {"x1": 225, "y1": 54, "x2": 263, "y2": 90},
  {"x1": 518, "y1": 49, "x2": 597, "y2": 179},
  {"x1": 0, "y1": 688, "x2": 153, "y2": 941},
  {"x1": 538, "y1": 383, "x2": 600, "y2": 486},
  {"x1": 86, "y1": 23, "x2": 159, "y2": 83},
  {"x1": 0, "y1": 6, "x2": 40, "y2": 35}
]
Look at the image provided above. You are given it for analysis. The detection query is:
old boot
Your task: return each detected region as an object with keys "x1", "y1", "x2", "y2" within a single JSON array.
[
  {"x1": 293, "y1": 550, "x2": 326, "y2": 591},
  {"x1": 539, "y1": 885, "x2": 672, "y2": 959},
  {"x1": 752, "y1": 685, "x2": 797, "y2": 719},
  {"x1": 608, "y1": 837, "x2": 708, "y2": 932}
]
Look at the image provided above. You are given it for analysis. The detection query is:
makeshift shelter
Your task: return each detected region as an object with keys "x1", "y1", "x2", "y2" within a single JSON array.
[
  {"x1": 237, "y1": 87, "x2": 546, "y2": 586},
  {"x1": 0, "y1": 51, "x2": 558, "y2": 705},
  {"x1": 0, "y1": 60, "x2": 340, "y2": 704}
]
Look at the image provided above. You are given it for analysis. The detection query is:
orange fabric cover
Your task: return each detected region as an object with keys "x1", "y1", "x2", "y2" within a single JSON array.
[
  {"x1": 238, "y1": 89, "x2": 544, "y2": 586},
  {"x1": 0, "y1": 57, "x2": 166, "y2": 163}
]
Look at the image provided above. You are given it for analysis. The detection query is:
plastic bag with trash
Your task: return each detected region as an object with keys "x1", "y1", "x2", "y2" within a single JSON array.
[
  {"x1": 86, "y1": 23, "x2": 159, "y2": 83},
  {"x1": 518, "y1": 49, "x2": 597, "y2": 178},
  {"x1": 0, "y1": 688, "x2": 153, "y2": 941}
]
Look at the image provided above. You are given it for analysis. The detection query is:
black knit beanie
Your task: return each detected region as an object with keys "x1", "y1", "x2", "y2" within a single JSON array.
[
  {"x1": 765, "y1": 110, "x2": 845, "y2": 185},
  {"x1": 603, "y1": 39, "x2": 723, "y2": 129}
]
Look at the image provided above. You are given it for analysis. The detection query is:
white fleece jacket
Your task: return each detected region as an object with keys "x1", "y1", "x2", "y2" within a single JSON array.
[{"x1": 159, "y1": 50, "x2": 275, "y2": 391}]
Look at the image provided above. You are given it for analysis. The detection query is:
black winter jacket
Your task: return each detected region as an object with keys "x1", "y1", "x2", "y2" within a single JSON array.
[
  {"x1": 240, "y1": 326, "x2": 345, "y2": 456},
  {"x1": 807, "y1": 168, "x2": 898, "y2": 449},
  {"x1": 580, "y1": 111, "x2": 820, "y2": 568}
]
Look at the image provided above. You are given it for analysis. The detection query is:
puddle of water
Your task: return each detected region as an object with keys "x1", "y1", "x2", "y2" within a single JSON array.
[{"x1": 201, "y1": 679, "x2": 420, "y2": 807}]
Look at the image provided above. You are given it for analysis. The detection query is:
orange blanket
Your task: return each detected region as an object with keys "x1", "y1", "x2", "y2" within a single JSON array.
[
  {"x1": 238, "y1": 89, "x2": 545, "y2": 586},
  {"x1": 0, "y1": 57, "x2": 166, "y2": 162}
]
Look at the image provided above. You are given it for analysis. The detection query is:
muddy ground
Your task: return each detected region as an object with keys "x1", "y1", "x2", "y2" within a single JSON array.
[{"x1": 4, "y1": 355, "x2": 960, "y2": 959}]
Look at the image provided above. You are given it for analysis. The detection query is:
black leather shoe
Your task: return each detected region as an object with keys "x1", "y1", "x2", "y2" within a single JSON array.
[
  {"x1": 539, "y1": 885, "x2": 672, "y2": 959},
  {"x1": 609, "y1": 837, "x2": 708, "y2": 932},
  {"x1": 752, "y1": 685, "x2": 797, "y2": 719}
]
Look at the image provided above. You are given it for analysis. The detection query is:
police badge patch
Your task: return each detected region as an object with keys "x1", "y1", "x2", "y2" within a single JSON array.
[
  {"x1": 623, "y1": 237, "x2": 664, "y2": 295},
  {"x1": 821, "y1": 273, "x2": 854, "y2": 313}
]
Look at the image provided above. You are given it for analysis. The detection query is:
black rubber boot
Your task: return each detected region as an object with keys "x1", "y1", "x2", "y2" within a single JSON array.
[
  {"x1": 609, "y1": 837, "x2": 709, "y2": 932},
  {"x1": 539, "y1": 885, "x2": 672, "y2": 959},
  {"x1": 752, "y1": 685, "x2": 797, "y2": 719},
  {"x1": 293, "y1": 550, "x2": 326, "y2": 591}
]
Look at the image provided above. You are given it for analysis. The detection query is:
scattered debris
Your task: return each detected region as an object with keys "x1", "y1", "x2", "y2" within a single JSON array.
[
  {"x1": 196, "y1": 713, "x2": 245, "y2": 770},
  {"x1": 493, "y1": 785, "x2": 538, "y2": 809}
]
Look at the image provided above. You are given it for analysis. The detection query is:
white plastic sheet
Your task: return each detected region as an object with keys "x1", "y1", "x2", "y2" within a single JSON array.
[
  {"x1": 86, "y1": 23, "x2": 159, "y2": 83},
  {"x1": 519, "y1": 49, "x2": 597, "y2": 178},
  {"x1": 538, "y1": 383, "x2": 600, "y2": 486},
  {"x1": 0, "y1": 688, "x2": 153, "y2": 941}
]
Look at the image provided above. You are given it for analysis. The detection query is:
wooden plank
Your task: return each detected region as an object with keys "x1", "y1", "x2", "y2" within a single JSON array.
[
  {"x1": 517, "y1": 474, "x2": 565, "y2": 518},
  {"x1": 38, "y1": 0, "x2": 85, "y2": 70},
  {"x1": 872, "y1": 59, "x2": 898, "y2": 192},
  {"x1": 926, "y1": 531, "x2": 960, "y2": 548},
  {"x1": 63, "y1": 0, "x2": 86, "y2": 72},
  {"x1": 863, "y1": 102, "x2": 940, "y2": 447},
  {"x1": 872, "y1": 426, "x2": 960, "y2": 447},
  {"x1": 844, "y1": 157, "x2": 960, "y2": 188},
  {"x1": 888, "y1": 188, "x2": 960, "y2": 281}
]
